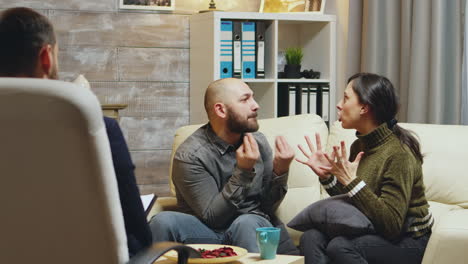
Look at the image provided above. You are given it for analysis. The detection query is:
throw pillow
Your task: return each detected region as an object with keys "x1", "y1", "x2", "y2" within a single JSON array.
[{"x1": 287, "y1": 194, "x2": 375, "y2": 238}]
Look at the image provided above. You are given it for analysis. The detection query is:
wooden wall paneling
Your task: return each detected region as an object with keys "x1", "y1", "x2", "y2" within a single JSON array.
[
  {"x1": 119, "y1": 116, "x2": 189, "y2": 150},
  {"x1": 90, "y1": 81, "x2": 189, "y2": 118},
  {"x1": 116, "y1": 13, "x2": 189, "y2": 48},
  {"x1": 132, "y1": 150, "x2": 171, "y2": 186},
  {"x1": 90, "y1": 81, "x2": 189, "y2": 195},
  {"x1": 1, "y1": 0, "x2": 116, "y2": 12},
  {"x1": 118, "y1": 47, "x2": 189, "y2": 82},
  {"x1": 49, "y1": 11, "x2": 189, "y2": 48},
  {"x1": 58, "y1": 46, "x2": 118, "y2": 81},
  {"x1": 138, "y1": 183, "x2": 172, "y2": 196}
]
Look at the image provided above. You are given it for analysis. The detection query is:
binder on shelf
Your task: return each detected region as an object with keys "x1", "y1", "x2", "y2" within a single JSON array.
[
  {"x1": 220, "y1": 20, "x2": 233, "y2": 79},
  {"x1": 301, "y1": 85, "x2": 309, "y2": 114},
  {"x1": 317, "y1": 85, "x2": 330, "y2": 122},
  {"x1": 277, "y1": 83, "x2": 289, "y2": 117},
  {"x1": 289, "y1": 84, "x2": 297, "y2": 116},
  {"x1": 322, "y1": 86, "x2": 330, "y2": 122},
  {"x1": 256, "y1": 21, "x2": 265, "y2": 78},
  {"x1": 233, "y1": 21, "x2": 242, "y2": 78},
  {"x1": 278, "y1": 83, "x2": 324, "y2": 118},
  {"x1": 309, "y1": 85, "x2": 318, "y2": 115},
  {"x1": 241, "y1": 21, "x2": 256, "y2": 79}
]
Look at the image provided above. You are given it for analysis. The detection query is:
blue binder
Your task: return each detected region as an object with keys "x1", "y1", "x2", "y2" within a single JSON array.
[
  {"x1": 241, "y1": 22, "x2": 256, "y2": 79},
  {"x1": 220, "y1": 21, "x2": 233, "y2": 79}
]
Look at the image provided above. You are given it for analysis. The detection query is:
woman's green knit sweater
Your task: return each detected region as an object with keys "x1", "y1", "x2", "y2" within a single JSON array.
[{"x1": 321, "y1": 123, "x2": 433, "y2": 241}]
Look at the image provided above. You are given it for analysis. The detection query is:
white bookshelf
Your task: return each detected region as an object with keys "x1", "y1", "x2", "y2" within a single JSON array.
[{"x1": 189, "y1": 11, "x2": 336, "y2": 124}]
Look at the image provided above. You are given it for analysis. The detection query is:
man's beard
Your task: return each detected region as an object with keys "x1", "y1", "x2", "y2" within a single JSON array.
[{"x1": 226, "y1": 108, "x2": 259, "y2": 134}]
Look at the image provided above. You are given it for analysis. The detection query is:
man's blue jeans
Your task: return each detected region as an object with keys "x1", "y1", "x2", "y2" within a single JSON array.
[{"x1": 149, "y1": 211, "x2": 273, "y2": 252}]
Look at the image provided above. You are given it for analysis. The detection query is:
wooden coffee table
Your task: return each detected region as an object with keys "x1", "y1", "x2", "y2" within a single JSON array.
[{"x1": 154, "y1": 253, "x2": 304, "y2": 264}]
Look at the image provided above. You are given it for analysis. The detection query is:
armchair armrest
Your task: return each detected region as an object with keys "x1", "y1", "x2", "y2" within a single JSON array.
[
  {"x1": 146, "y1": 196, "x2": 178, "y2": 222},
  {"x1": 128, "y1": 241, "x2": 200, "y2": 264},
  {"x1": 422, "y1": 209, "x2": 468, "y2": 264}
]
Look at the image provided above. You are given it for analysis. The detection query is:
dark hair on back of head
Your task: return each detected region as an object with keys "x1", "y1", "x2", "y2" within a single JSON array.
[
  {"x1": 0, "y1": 7, "x2": 56, "y2": 77},
  {"x1": 348, "y1": 72, "x2": 424, "y2": 163}
]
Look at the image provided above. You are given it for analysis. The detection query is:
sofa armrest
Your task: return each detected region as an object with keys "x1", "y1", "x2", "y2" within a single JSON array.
[
  {"x1": 146, "y1": 196, "x2": 178, "y2": 222},
  {"x1": 422, "y1": 209, "x2": 468, "y2": 264}
]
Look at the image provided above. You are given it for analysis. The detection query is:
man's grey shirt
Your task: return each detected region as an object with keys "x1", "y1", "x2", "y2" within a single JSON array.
[{"x1": 172, "y1": 124, "x2": 289, "y2": 229}]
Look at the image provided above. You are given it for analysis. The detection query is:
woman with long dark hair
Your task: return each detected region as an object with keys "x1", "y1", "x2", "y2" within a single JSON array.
[{"x1": 297, "y1": 73, "x2": 432, "y2": 263}]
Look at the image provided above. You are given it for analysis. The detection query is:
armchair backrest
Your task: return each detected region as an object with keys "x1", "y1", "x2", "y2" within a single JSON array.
[{"x1": 0, "y1": 78, "x2": 128, "y2": 263}]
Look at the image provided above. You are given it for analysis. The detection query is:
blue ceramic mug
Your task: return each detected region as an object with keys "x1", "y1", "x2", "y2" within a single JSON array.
[{"x1": 256, "y1": 227, "x2": 281, "y2": 259}]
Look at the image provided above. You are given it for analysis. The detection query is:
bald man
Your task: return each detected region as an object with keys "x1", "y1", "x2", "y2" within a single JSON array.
[{"x1": 150, "y1": 78, "x2": 298, "y2": 254}]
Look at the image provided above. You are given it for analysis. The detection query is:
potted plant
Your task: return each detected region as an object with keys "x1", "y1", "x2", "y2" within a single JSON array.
[{"x1": 284, "y1": 47, "x2": 303, "y2": 78}]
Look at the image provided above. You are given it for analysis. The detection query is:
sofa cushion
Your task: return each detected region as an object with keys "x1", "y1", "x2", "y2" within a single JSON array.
[
  {"x1": 427, "y1": 201, "x2": 463, "y2": 230},
  {"x1": 287, "y1": 194, "x2": 375, "y2": 238},
  {"x1": 398, "y1": 123, "x2": 468, "y2": 209},
  {"x1": 422, "y1": 208, "x2": 468, "y2": 264},
  {"x1": 326, "y1": 121, "x2": 357, "y2": 155}
]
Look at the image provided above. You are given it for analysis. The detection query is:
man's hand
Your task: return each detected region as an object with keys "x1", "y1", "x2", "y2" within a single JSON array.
[
  {"x1": 273, "y1": 135, "x2": 295, "y2": 175},
  {"x1": 236, "y1": 133, "x2": 260, "y2": 171},
  {"x1": 296, "y1": 133, "x2": 334, "y2": 179}
]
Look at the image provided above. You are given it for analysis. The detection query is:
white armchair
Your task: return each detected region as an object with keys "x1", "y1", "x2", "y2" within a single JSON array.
[{"x1": 0, "y1": 78, "x2": 197, "y2": 264}]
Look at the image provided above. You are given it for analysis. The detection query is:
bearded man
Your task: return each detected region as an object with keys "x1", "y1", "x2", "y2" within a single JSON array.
[{"x1": 150, "y1": 78, "x2": 298, "y2": 254}]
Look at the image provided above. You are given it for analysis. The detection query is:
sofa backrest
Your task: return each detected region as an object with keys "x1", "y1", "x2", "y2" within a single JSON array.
[
  {"x1": 400, "y1": 123, "x2": 468, "y2": 209},
  {"x1": 169, "y1": 124, "x2": 202, "y2": 196},
  {"x1": 255, "y1": 114, "x2": 329, "y2": 243},
  {"x1": 324, "y1": 121, "x2": 357, "y2": 198},
  {"x1": 169, "y1": 114, "x2": 329, "y2": 243},
  {"x1": 327, "y1": 121, "x2": 468, "y2": 209}
]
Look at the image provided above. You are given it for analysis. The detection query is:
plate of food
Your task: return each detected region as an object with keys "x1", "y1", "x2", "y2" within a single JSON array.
[{"x1": 164, "y1": 244, "x2": 248, "y2": 263}]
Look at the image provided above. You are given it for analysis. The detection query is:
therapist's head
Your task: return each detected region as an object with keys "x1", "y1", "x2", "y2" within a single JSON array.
[{"x1": 0, "y1": 7, "x2": 58, "y2": 79}]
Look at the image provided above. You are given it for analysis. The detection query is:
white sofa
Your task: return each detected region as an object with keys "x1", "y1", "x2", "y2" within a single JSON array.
[{"x1": 154, "y1": 114, "x2": 468, "y2": 263}]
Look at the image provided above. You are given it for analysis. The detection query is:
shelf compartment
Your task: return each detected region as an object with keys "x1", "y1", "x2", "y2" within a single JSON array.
[{"x1": 278, "y1": 21, "x2": 331, "y2": 80}]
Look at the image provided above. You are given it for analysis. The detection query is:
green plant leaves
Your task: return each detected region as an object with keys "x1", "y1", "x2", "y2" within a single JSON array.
[{"x1": 285, "y1": 47, "x2": 303, "y2": 65}]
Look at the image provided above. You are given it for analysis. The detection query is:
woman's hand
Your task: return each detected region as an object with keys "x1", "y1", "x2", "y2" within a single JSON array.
[
  {"x1": 324, "y1": 141, "x2": 364, "y2": 186},
  {"x1": 296, "y1": 133, "x2": 334, "y2": 179}
]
